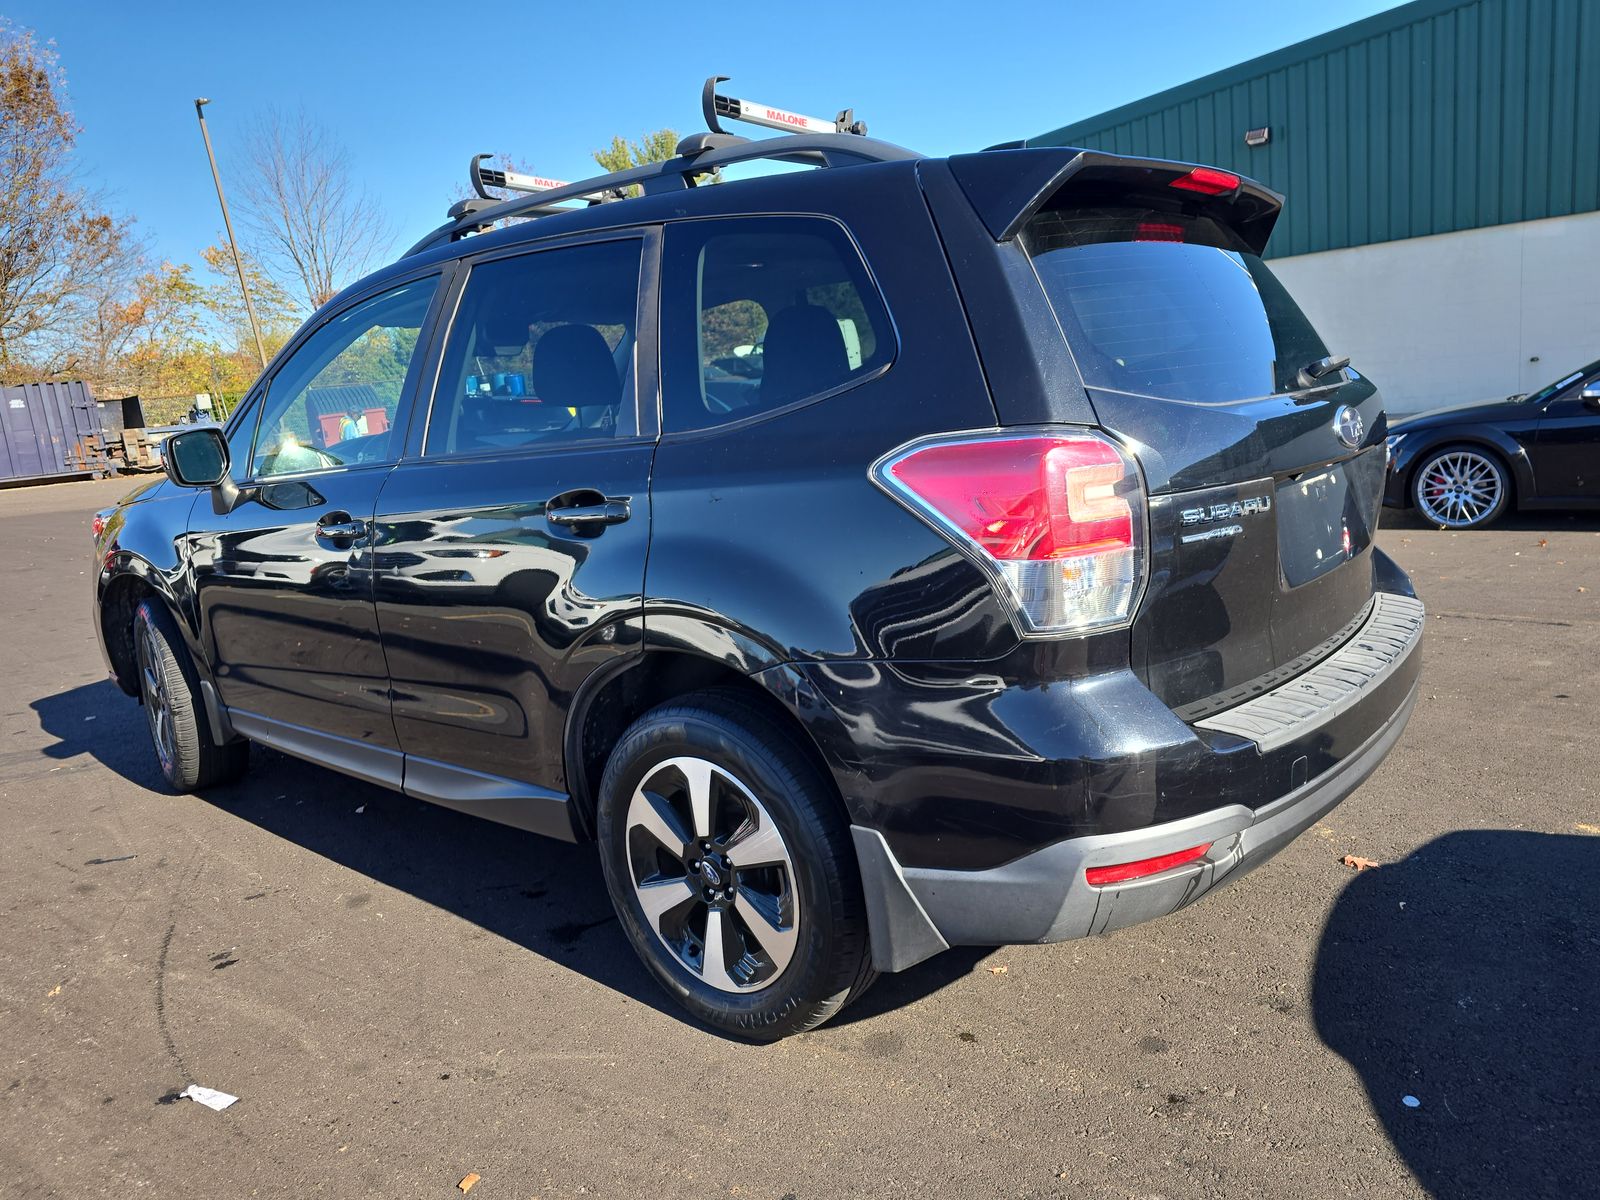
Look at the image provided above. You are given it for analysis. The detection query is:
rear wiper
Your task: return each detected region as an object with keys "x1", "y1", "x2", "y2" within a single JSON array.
[{"x1": 1297, "y1": 355, "x2": 1351, "y2": 389}]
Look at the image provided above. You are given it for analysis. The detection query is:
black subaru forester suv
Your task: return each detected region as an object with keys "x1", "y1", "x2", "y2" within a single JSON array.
[{"x1": 92, "y1": 124, "x2": 1422, "y2": 1039}]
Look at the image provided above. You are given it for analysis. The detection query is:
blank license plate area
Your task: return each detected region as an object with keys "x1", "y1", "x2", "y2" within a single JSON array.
[{"x1": 1276, "y1": 458, "x2": 1378, "y2": 588}]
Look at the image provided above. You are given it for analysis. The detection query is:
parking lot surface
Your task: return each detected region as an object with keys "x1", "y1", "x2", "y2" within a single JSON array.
[{"x1": 2, "y1": 476, "x2": 1596, "y2": 1199}]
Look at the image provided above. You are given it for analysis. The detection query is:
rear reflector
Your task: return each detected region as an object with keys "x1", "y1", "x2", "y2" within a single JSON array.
[
  {"x1": 1085, "y1": 842, "x2": 1212, "y2": 887},
  {"x1": 1169, "y1": 166, "x2": 1240, "y2": 196},
  {"x1": 871, "y1": 430, "x2": 1147, "y2": 636}
]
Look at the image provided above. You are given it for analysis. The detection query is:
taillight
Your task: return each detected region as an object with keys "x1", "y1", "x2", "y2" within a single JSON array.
[
  {"x1": 1169, "y1": 166, "x2": 1240, "y2": 195},
  {"x1": 871, "y1": 430, "x2": 1147, "y2": 637}
]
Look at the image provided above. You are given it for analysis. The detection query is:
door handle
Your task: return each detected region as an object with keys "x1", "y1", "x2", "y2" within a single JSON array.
[
  {"x1": 316, "y1": 513, "x2": 369, "y2": 544},
  {"x1": 546, "y1": 499, "x2": 630, "y2": 528}
]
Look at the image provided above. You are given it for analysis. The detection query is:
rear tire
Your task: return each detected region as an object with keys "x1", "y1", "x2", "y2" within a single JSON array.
[
  {"x1": 595, "y1": 690, "x2": 875, "y2": 1039},
  {"x1": 133, "y1": 599, "x2": 249, "y2": 792}
]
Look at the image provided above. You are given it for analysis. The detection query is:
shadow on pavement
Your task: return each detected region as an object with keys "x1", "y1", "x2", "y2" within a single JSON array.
[
  {"x1": 1382, "y1": 505, "x2": 1600, "y2": 533},
  {"x1": 33, "y1": 677, "x2": 170, "y2": 789},
  {"x1": 1312, "y1": 830, "x2": 1600, "y2": 1198},
  {"x1": 32, "y1": 680, "x2": 980, "y2": 1039}
]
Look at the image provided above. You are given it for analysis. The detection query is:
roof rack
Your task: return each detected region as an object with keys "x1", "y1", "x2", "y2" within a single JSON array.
[{"x1": 405, "y1": 75, "x2": 915, "y2": 257}]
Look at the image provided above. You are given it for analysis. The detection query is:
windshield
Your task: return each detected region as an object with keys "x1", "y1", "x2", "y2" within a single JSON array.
[
  {"x1": 1518, "y1": 359, "x2": 1600, "y2": 405},
  {"x1": 1022, "y1": 206, "x2": 1329, "y2": 405}
]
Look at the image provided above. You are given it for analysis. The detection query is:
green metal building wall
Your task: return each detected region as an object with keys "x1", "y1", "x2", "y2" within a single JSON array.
[{"x1": 1026, "y1": 0, "x2": 1600, "y2": 257}]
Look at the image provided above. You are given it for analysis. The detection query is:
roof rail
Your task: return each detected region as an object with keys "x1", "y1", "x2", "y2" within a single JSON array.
[{"x1": 404, "y1": 75, "x2": 916, "y2": 258}]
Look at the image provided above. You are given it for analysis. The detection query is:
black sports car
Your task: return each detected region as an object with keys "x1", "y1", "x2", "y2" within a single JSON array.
[{"x1": 1384, "y1": 358, "x2": 1600, "y2": 528}]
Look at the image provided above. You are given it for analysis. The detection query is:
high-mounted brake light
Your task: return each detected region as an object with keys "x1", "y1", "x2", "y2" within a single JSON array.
[
  {"x1": 1135, "y1": 221, "x2": 1185, "y2": 243},
  {"x1": 1169, "y1": 166, "x2": 1240, "y2": 196},
  {"x1": 1085, "y1": 843, "x2": 1212, "y2": 887},
  {"x1": 871, "y1": 431, "x2": 1147, "y2": 637}
]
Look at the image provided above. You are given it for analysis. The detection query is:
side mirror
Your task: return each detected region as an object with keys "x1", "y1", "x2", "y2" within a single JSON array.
[
  {"x1": 1581, "y1": 384, "x2": 1600, "y2": 412},
  {"x1": 163, "y1": 426, "x2": 229, "y2": 488}
]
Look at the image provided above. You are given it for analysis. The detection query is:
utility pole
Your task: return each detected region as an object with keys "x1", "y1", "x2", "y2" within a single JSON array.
[{"x1": 194, "y1": 98, "x2": 268, "y2": 370}]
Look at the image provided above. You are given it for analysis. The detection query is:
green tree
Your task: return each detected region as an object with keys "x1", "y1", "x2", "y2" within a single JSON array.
[
  {"x1": 593, "y1": 130, "x2": 680, "y2": 173},
  {"x1": 592, "y1": 130, "x2": 682, "y2": 196}
]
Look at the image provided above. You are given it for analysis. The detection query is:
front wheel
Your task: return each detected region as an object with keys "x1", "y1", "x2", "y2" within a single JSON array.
[
  {"x1": 133, "y1": 600, "x2": 250, "y2": 792},
  {"x1": 1412, "y1": 446, "x2": 1510, "y2": 529},
  {"x1": 595, "y1": 691, "x2": 875, "y2": 1039}
]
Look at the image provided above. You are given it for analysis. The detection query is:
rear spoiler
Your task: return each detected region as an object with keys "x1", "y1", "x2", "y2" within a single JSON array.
[{"x1": 946, "y1": 148, "x2": 1283, "y2": 255}]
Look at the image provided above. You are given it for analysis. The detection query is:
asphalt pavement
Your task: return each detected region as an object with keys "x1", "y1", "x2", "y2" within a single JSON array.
[{"x1": 2, "y1": 476, "x2": 1596, "y2": 1199}]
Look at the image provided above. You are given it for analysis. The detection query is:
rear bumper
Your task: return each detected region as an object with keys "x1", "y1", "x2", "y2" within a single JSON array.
[{"x1": 848, "y1": 591, "x2": 1424, "y2": 972}]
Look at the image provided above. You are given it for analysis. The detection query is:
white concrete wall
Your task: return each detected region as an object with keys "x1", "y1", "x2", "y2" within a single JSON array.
[{"x1": 1268, "y1": 211, "x2": 1600, "y2": 415}]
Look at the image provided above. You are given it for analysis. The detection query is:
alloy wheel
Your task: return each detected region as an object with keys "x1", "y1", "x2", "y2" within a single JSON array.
[
  {"x1": 624, "y1": 756, "x2": 801, "y2": 994},
  {"x1": 136, "y1": 619, "x2": 176, "y2": 774},
  {"x1": 1416, "y1": 450, "x2": 1503, "y2": 528}
]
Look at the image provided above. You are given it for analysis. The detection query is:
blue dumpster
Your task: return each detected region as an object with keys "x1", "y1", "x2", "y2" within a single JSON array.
[{"x1": 0, "y1": 381, "x2": 113, "y2": 485}]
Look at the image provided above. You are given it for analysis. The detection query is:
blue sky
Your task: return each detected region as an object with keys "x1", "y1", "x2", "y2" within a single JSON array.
[{"x1": 17, "y1": 0, "x2": 1405, "y2": 286}]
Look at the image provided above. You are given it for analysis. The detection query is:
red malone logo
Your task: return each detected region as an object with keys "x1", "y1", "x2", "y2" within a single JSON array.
[{"x1": 766, "y1": 108, "x2": 808, "y2": 128}]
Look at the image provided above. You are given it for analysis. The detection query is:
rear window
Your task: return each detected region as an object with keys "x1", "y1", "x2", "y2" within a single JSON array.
[{"x1": 1022, "y1": 207, "x2": 1328, "y2": 405}]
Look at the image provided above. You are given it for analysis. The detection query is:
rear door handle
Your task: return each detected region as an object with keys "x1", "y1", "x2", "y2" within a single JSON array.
[{"x1": 546, "y1": 499, "x2": 630, "y2": 528}]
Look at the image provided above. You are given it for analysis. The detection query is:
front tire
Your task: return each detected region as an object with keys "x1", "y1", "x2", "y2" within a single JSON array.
[
  {"x1": 1412, "y1": 445, "x2": 1510, "y2": 529},
  {"x1": 595, "y1": 690, "x2": 875, "y2": 1039},
  {"x1": 133, "y1": 599, "x2": 249, "y2": 792}
]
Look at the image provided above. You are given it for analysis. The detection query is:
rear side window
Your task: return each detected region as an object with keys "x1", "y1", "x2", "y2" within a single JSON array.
[
  {"x1": 1023, "y1": 207, "x2": 1328, "y2": 405},
  {"x1": 427, "y1": 238, "x2": 642, "y2": 456},
  {"x1": 663, "y1": 217, "x2": 892, "y2": 433}
]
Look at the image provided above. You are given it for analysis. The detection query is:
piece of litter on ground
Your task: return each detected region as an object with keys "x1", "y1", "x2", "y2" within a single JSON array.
[
  {"x1": 46, "y1": 984, "x2": 61, "y2": 997},
  {"x1": 1401, "y1": 1095, "x2": 1421, "y2": 1109},
  {"x1": 1576, "y1": 823, "x2": 1600, "y2": 835},
  {"x1": 178, "y1": 1084, "x2": 238, "y2": 1111},
  {"x1": 354, "y1": 806, "x2": 365, "y2": 814},
  {"x1": 1341, "y1": 854, "x2": 1380, "y2": 871},
  {"x1": 988, "y1": 965, "x2": 1008, "y2": 975},
  {"x1": 458, "y1": 1173, "x2": 481, "y2": 1193}
]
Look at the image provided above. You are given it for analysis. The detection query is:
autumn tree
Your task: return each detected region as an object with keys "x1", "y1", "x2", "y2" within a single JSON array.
[
  {"x1": 57, "y1": 225, "x2": 151, "y2": 386},
  {"x1": 0, "y1": 21, "x2": 139, "y2": 375},
  {"x1": 234, "y1": 109, "x2": 393, "y2": 312},
  {"x1": 112, "y1": 264, "x2": 211, "y2": 397},
  {"x1": 200, "y1": 243, "x2": 297, "y2": 347}
]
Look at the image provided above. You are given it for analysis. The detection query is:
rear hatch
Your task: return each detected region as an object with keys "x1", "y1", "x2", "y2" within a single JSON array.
[{"x1": 950, "y1": 150, "x2": 1386, "y2": 714}]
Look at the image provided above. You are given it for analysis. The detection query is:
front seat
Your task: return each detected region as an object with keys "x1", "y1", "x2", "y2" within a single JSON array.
[
  {"x1": 532, "y1": 325, "x2": 622, "y2": 432},
  {"x1": 760, "y1": 304, "x2": 848, "y2": 409}
]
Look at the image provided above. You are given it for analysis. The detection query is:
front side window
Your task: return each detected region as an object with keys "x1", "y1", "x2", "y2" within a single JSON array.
[
  {"x1": 1023, "y1": 206, "x2": 1328, "y2": 405},
  {"x1": 664, "y1": 217, "x2": 892, "y2": 433},
  {"x1": 250, "y1": 277, "x2": 438, "y2": 478},
  {"x1": 1532, "y1": 362, "x2": 1600, "y2": 414},
  {"x1": 426, "y1": 239, "x2": 643, "y2": 456}
]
